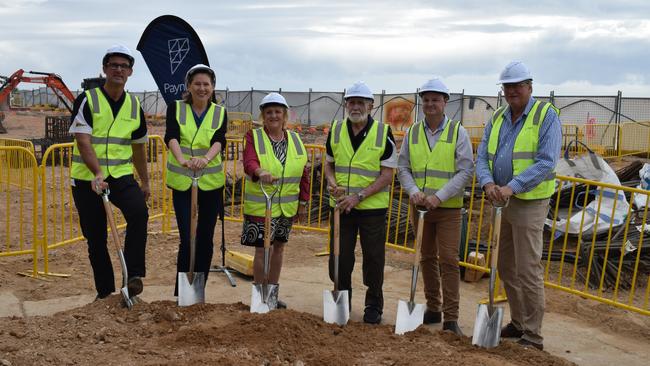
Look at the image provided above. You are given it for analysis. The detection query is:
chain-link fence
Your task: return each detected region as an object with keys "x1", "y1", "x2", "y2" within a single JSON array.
[{"x1": 12, "y1": 87, "x2": 650, "y2": 131}]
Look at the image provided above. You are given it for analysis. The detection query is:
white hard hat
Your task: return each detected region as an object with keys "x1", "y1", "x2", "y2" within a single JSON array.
[
  {"x1": 103, "y1": 44, "x2": 135, "y2": 66},
  {"x1": 259, "y1": 92, "x2": 289, "y2": 109},
  {"x1": 344, "y1": 81, "x2": 374, "y2": 100},
  {"x1": 498, "y1": 61, "x2": 533, "y2": 84},
  {"x1": 419, "y1": 77, "x2": 450, "y2": 98},
  {"x1": 185, "y1": 64, "x2": 216, "y2": 86}
]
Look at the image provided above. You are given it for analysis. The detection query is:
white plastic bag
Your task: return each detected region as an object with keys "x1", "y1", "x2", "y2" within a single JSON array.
[
  {"x1": 633, "y1": 163, "x2": 650, "y2": 210},
  {"x1": 547, "y1": 143, "x2": 629, "y2": 236}
]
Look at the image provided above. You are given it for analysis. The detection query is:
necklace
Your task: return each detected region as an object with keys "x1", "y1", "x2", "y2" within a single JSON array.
[{"x1": 268, "y1": 131, "x2": 285, "y2": 142}]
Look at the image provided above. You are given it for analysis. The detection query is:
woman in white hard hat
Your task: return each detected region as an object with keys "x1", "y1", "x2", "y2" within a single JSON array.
[
  {"x1": 241, "y1": 92, "x2": 310, "y2": 308},
  {"x1": 164, "y1": 64, "x2": 228, "y2": 297}
]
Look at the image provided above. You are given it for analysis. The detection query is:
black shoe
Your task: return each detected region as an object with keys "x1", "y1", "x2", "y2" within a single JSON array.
[
  {"x1": 127, "y1": 277, "x2": 143, "y2": 297},
  {"x1": 277, "y1": 300, "x2": 287, "y2": 309},
  {"x1": 517, "y1": 338, "x2": 543, "y2": 351},
  {"x1": 363, "y1": 307, "x2": 382, "y2": 324},
  {"x1": 94, "y1": 293, "x2": 111, "y2": 301},
  {"x1": 442, "y1": 321, "x2": 464, "y2": 337},
  {"x1": 500, "y1": 322, "x2": 524, "y2": 338},
  {"x1": 423, "y1": 310, "x2": 442, "y2": 324}
]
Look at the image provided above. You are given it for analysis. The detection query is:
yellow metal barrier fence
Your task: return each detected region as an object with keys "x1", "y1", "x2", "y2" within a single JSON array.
[
  {"x1": 0, "y1": 138, "x2": 37, "y2": 190},
  {"x1": 619, "y1": 122, "x2": 650, "y2": 158},
  {"x1": 0, "y1": 146, "x2": 39, "y2": 277}
]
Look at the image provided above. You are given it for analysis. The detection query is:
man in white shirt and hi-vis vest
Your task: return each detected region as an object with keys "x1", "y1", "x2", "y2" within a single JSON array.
[
  {"x1": 69, "y1": 45, "x2": 150, "y2": 302},
  {"x1": 476, "y1": 61, "x2": 562, "y2": 350},
  {"x1": 324, "y1": 82, "x2": 397, "y2": 324},
  {"x1": 397, "y1": 78, "x2": 474, "y2": 336}
]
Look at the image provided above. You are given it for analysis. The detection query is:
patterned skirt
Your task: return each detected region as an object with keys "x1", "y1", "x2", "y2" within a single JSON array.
[{"x1": 240, "y1": 215, "x2": 294, "y2": 247}]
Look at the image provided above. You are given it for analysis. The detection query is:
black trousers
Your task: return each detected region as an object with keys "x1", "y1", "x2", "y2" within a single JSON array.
[
  {"x1": 172, "y1": 187, "x2": 223, "y2": 296},
  {"x1": 328, "y1": 211, "x2": 386, "y2": 311},
  {"x1": 71, "y1": 175, "x2": 149, "y2": 297}
]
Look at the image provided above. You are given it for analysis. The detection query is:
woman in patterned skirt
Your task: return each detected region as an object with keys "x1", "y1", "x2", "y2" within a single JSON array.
[{"x1": 241, "y1": 92, "x2": 310, "y2": 308}]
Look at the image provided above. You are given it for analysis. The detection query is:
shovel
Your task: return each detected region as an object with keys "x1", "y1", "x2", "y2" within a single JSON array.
[
  {"x1": 101, "y1": 189, "x2": 134, "y2": 309},
  {"x1": 250, "y1": 181, "x2": 279, "y2": 313},
  {"x1": 395, "y1": 206, "x2": 427, "y2": 334},
  {"x1": 323, "y1": 195, "x2": 350, "y2": 325},
  {"x1": 178, "y1": 174, "x2": 205, "y2": 306},
  {"x1": 471, "y1": 201, "x2": 507, "y2": 348}
]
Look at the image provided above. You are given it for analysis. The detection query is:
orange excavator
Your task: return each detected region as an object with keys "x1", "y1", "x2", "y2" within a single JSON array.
[{"x1": 0, "y1": 69, "x2": 76, "y2": 133}]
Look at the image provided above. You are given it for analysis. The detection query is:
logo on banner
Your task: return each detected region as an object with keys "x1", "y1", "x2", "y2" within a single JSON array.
[{"x1": 168, "y1": 38, "x2": 190, "y2": 74}]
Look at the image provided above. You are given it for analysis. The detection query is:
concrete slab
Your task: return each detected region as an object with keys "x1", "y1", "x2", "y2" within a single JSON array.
[
  {"x1": 0, "y1": 292, "x2": 23, "y2": 318},
  {"x1": 23, "y1": 294, "x2": 94, "y2": 317}
]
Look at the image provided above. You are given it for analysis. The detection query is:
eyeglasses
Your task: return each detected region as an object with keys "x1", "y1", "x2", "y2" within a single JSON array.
[
  {"x1": 501, "y1": 81, "x2": 531, "y2": 91},
  {"x1": 106, "y1": 62, "x2": 131, "y2": 70}
]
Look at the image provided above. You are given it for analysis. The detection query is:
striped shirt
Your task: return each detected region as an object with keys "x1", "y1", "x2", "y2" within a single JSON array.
[{"x1": 476, "y1": 97, "x2": 562, "y2": 194}]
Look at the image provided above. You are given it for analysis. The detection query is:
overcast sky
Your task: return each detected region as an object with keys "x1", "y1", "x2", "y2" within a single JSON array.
[{"x1": 2, "y1": 0, "x2": 650, "y2": 96}]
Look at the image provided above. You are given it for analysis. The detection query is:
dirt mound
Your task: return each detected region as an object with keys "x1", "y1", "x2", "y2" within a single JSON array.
[{"x1": 0, "y1": 296, "x2": 573, "y2": 366}]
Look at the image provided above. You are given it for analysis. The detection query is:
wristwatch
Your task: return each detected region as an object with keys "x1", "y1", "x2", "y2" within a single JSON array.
[
  {"x1": 357, "y1": 192, "x2": 365, "y2": 202},
  {"x1": 299, "y1": 200, "x2": 308, "y2": 206}
]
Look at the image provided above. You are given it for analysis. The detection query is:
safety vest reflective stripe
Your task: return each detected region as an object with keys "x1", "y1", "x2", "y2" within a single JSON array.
[
  {"x1": 334, "y1": 165, "x2": 380, "y2": 178},
  {"x1": 244, "y1": 193, "x2": 299, "y2": 204},
  {"x1": 88, "y1": 88, "x2": 100, "y2": 113},
  {"x1": 179, "y1": 146, "x2": 209, "y2": 156},
  {"x1": 245, "y1": 176, "x2": 302, "y2": 184},
  {"x1": 166, "y1": 162, "x2": 223, "y2": 176},
  {"x1": 346, "y1": 186, "x2": 390, "y2": 194},
  {"x1": 90, "y1": 136, "x2": 132, "y2": 145},
  {"x1": 255, "y1": 129, "x2": 266, "y2": 154},
  {"x1": 179, "y1": 102, "x2": 222, "y2": 129},
  {"x1": 412, "y1": 170, "x2": 454, "y2": 179},
  {"x1": 72, "y1": 155, "x2": 131, "y2": 166}
]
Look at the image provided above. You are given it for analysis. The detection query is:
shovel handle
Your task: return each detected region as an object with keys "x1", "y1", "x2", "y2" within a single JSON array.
[
  {"x1": 413, "y1": 207, "x2": 427, "y2": 266},
  {"x1": 102, "y1": 190, "x2": 122, "y2": 254},
  {"x1": 188, "y1": 177, "x2": 199, "y2": 280}
]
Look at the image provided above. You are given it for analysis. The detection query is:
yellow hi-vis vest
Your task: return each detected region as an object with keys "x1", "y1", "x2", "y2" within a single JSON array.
[
  {"x1": 166, "y1": 101, "x2": 226, "y2": 191},
  {"x1": 71, "y1": 88, "x2": 141, "y2": 180},
  {"x1": 487, "y1": 100, "x2": 558, "y2": 200},
  {"x1": 408, "y1": 119, "x2": 463, "y2": 208},
  {"x1": 329, "y1": 118, "x2": 389, "y2": 209},
  {"x1": 243, "y1": 128, "x2": 307, "y2": 218}
]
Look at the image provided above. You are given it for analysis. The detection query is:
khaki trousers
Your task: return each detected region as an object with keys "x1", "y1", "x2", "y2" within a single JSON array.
[
  {"x1": 498, "y1": 197, "x2": 549, "y2": 345},
  {"x1": 412, "y1": 206, "x2": 462, "y2": 321}
]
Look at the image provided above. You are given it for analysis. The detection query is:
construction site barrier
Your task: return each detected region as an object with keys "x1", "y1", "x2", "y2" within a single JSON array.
[
  {"x1": 3, "y1": 135, "x2": 650, "y2": 316},
  {"x1": 0, "y1": 146, "x2": 39, "y2": 277},
  {"x1": 0, "y1": 138, "x2": 37, "y2": 190}
]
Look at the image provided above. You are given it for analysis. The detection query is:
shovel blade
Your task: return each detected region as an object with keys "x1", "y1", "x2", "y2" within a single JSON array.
[
  {"x1": 323, "y1": 290, "x2": 350, "y2": 325},
  {"x1": 177, "y1": 272, "x2": 206, "y2": 307},
  {"x1": 250, "y1": 283, "x2": 278, "y2": 313},
  {"x1": 120, "y1": 286, "x2": 134, "y2": 309},
  {"x1": 395, "y1": 300, "x2": 426, "y2": 335},
  {"x1": 471, "y1": 304, "x2": 504, "y2": 348}
]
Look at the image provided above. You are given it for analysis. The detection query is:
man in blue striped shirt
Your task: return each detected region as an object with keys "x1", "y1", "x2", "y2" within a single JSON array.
[{"x1": 476, "y1": 61, "x2": 562, "y2": 351}]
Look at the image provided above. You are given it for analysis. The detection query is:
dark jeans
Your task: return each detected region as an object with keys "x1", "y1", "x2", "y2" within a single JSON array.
[
  {"x1": 328, "y1": 211, "x2": 386, "y2": 312},
  {"x1": 71, "y1": 175, "x2": 148, "y2": 297},
  {"x1": 172, "y1": 187, "x2": 223, "y2": 296}
]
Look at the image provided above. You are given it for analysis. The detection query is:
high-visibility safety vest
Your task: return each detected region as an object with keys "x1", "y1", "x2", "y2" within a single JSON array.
[
  {"x1": 243, "y1": 128, "x2": 307, "y2": 218},
  {"x1": 329, "y1": 119, "x2": 389, "y2": 210},
  {"x1": 166, "y1": 101, "x2": 226, "y2": 191},
  {"x1": 487, "y1": 100, "x2": 558, "y2": 200},
  {"x1": 71, "y1": 88, "x2": 141, "y2": 181},
  {"x1": 408, "y1": 119, "x2": 463, "y2": 208}
]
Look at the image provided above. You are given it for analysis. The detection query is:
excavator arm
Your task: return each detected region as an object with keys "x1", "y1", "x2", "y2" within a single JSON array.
[{"x1": 0, "y1": 69, "x2": 75, "y2": 113}]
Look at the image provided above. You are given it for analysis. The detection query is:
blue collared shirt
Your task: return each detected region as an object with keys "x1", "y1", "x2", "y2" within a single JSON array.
[{"x1": 476, "y1": 97, "x2": 562, "y2": 194}]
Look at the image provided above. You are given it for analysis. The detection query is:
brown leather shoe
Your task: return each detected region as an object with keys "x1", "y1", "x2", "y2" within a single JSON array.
[
  {"x1": 517, "y1": 338, "x2": 543, "y2": 351},
  {"x1": 500, "y1": 322, "x2": 524, "y2": 338}
]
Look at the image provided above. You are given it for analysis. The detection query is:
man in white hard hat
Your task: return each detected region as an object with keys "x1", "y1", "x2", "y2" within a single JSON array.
[
  {"x1": 476, "y1": 61, "x2": 562, "y2": 350},
  {"x1": 324, "y1": 81, "x2": 397, "y2": 324},
  {"x1": 397, "y1": 78, "x2": 474, "y2": 336},
  {"x1": 69, "y1": 44, "x2": 150, "y2": 302}
]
